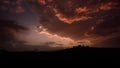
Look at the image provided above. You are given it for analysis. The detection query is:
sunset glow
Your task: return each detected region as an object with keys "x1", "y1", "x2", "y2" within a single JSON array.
[{"x1": 0, "y1": 0, "x2": 120, "y2": 51}]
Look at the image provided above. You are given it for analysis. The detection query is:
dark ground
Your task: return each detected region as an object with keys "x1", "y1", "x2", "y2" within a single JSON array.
[{"x1": 0, "y1": 45, "x2": 120, "y2": 61}]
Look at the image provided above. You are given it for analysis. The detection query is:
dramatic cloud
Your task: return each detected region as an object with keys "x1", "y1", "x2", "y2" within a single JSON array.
[
  {"x1": 26, "y1": 0, "x2": 120, "y2": 47},
  {"x1": 95, "y1": 36, "x2": 120, "y2": 48},
  {"x1": 0, "y1": 19, "x2": 28, "y2": 50},
  {"x1": 0, "y1": 19, "x2": 63, "y2": 51},
  {"x1": 23, "y1": 25, "x2": 76, "y2": 48}
]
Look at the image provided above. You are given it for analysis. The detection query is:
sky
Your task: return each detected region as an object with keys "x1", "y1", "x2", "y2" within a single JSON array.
[{"x1": 0, "y1": 0, "x2": 120, "y2": 51}]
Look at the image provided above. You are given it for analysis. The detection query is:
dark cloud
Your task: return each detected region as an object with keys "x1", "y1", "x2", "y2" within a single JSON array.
[
  {"x1": 0, "y1": 0, "x2": 25, "y2": 13},
  {"x1": 89, "y1": 14, "x2": 120, "y2": 36},
  {"x1": 44, "y1": 42, "x2": 64, "y2": 47},
  {"x1": 0, "y1": 19, "x2": 28, "y2": 50},
  {"x1": 95, "y1": 36, "x2": 120, "y2": 48},
  {"x1": 4, "y1": 43, "x2": 63, "y2": 52},
  {"x1": 0, "y1": 19, "x2": 63, "y2": 51},
  {"x1": 26, "y1": 0, "x2": 120, "y2": 47}
]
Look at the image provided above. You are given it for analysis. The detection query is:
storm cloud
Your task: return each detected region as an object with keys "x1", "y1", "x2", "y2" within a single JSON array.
[
  {"x1": 0, "y1": 19, "x2": 28, "y2": 50},
  {"x1": 26, "y1": 0, "x2": 120, "y2": 47},
  {"x1": 0, "y1": 0, "x2": 24, "y2": 13}
]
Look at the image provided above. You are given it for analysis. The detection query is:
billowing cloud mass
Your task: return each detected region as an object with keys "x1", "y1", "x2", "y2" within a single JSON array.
[{"x1": 26, "y1": 0, "x2": 120, "y2": 48}]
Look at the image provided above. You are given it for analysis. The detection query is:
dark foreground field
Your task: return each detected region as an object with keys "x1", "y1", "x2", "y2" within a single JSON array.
[{"x1": 0, "y1": 46, "x2": 120, "y2": 61}]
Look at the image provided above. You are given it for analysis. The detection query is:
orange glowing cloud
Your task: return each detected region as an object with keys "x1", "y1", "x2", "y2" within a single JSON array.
[
  {"x1": 49, "y1": 1, "x2": 116, "y2": 24},
  {"x1": 91, "y1": 26, "x2": 95, "y2": 31},
  {"x1": 35, "y1": 25, "x2": 78, "y2": 48},
  {"x1": 75, "y1": 7, "x2": 88, "y2": 14},
  {"x1": 53, "y1": 8, "x2": 91, "y2": 24},
  {"x1": 38, "y1": 0, "x2": 46, "y2": 5},
  {"x1": 55, "y1": 14, "x2": 91, "y2": 24},
  {"x1": 100, "y1": 2, "x2": 116, "y2": 10},
  {"x1": 36, "y1": 26, "x2": 94, "y2": 47},
  {"x1": 26, "y1": 0, "x2": 120, "y2": 48},
  {"x1": 75, "y1": 2, "x2": 117, "y2": 15}
]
